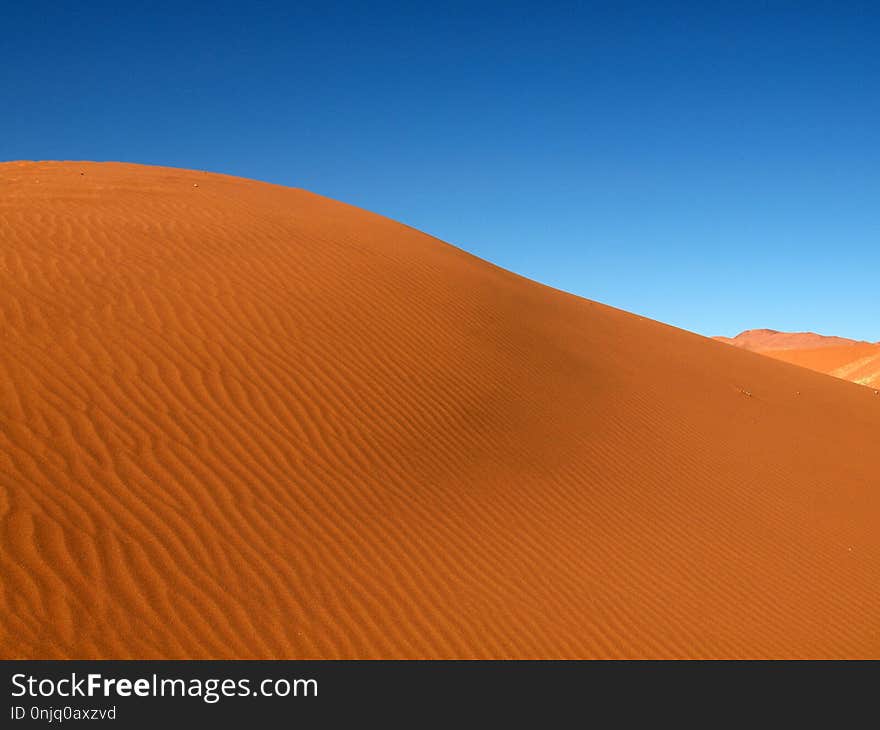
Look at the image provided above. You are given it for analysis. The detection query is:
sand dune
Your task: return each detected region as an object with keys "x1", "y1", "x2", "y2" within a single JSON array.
[
  {"x1": 714, "y1": 329, "x2": 866, "y2": 352},
  {"x1": 2, "y1": 161, "x2": 879, "y2": 659},
  {"x1": 718, "y1": 330, "x2": 880, "y2": 389},
  {"x1": 769, "y1": 344, "x2": 880, "y2": 390}
]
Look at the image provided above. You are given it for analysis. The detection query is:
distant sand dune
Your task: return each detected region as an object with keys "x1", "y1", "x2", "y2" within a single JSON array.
[
  {"x1": 2, "y1": 162, "x2": 879, "y2": 658},
  {"x1": 767, "y1": 344, "x2": 880, "y2": 389},
  {"x1": 717, "y1": 331, "x2": 880, "y2": 389},
  {"x1": 714, "y1": 329, "x2": 866, "y2": 352}
]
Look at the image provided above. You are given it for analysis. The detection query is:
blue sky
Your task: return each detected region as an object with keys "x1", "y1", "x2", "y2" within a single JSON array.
[{"x1": 3, "y1": 1, "x2": 878, "y2": 340}]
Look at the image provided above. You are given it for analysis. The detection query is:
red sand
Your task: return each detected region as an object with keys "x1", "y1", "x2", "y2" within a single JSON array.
[
  {"x1": 714, "y1": 329, "x2": 865, "y2": 352},
  {"x1": 718, "y1": 331, "x2": 880, "y2": 389},
  {"x1": 2, "y1": 162, "x2": 880, "y2": 659}
]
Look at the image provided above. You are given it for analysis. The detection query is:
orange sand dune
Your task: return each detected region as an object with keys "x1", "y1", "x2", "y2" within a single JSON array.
[
  {"x1": 714, "y1": 328, "x2": 866, "y2": 352},
  {"x1": 717, "y1": 331, "x2": 880, "y2": 389},
  {"x1": 2, "y1": 162, "x2": 880, "y2": 659},
  {"x1": 767, "y1": 344, "x2": 880, "y2": 390}
]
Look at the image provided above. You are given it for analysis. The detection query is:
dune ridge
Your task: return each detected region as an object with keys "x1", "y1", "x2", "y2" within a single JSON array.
[
  {"x1": 717, "y1": 330, "x2": 880, "y2": 389},
  {"x1": 2, "y1": 161, "x2": 879, "y2": 659},
  {"x1": 714, "y1": 329, "x2": 867, "y2": 352}
]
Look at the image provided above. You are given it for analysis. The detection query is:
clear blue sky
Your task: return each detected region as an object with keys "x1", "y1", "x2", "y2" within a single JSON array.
[{"x1": 3, "y1": 1, "x2": 878, "y2": 340}]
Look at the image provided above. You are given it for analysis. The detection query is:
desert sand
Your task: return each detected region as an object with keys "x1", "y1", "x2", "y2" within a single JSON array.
[
  {"x1": 718, "y1": 330, "x2": 880, "y2": 389},
  {"x1": 2, "y1": 162, "x2": 879, "y2": 659},
  {"x1": 714, "y1": 328, "x2": 866, "y2": 352}
]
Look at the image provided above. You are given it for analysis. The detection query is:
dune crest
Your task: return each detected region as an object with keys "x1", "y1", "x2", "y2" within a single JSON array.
[
  {"x1": 717, "y1": 330, "x2": 880, "y2": 389},
  {"x1": 714, "y1": 329, "x2": 867, "y2": 352},
  {"x1": 2, "y1": 162, "x2": 880, "y2": 659}
]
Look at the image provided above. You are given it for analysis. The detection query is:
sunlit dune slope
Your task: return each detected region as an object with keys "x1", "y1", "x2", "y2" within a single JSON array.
[
  {"x1": 714, "y1": 329, "x2": 865, "y2": 352},
  {"x1": 2, "y1": 162, "x2": 879, "y2": 659},
  {"x1": 767, "y1": 344, "x2": 880, "y2": 390},
  {"x1": 717, "y1": 330, "x2": 880, "y2": 389}
]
